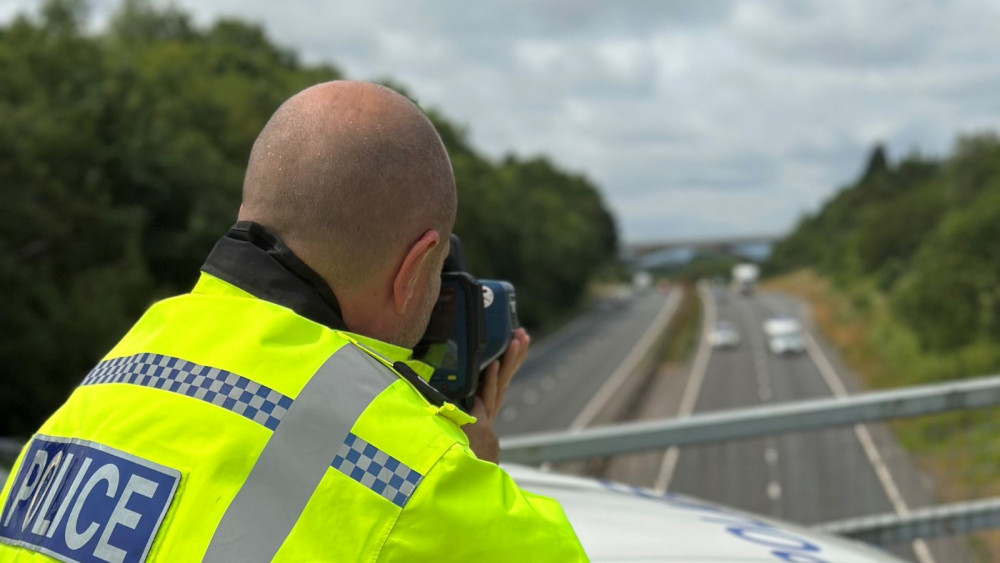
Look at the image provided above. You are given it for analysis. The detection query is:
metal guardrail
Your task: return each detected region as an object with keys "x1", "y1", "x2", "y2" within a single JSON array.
[
  {"x1": 500, "y1": 372, "x2": 1000, "y2": 464},
  {"x1": 817, "y1": 497, "x2": 1000, "y2": 546},
  {"x1": 0, "y1": 437, "x2": 22, "y2": 462},
  {"x1": 0, "y1": 437, "x2": 21, "y2": 485}
]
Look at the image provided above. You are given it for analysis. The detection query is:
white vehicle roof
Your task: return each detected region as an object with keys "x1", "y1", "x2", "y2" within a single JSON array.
[
  {"x1": 732, "y1": 263, "x2": 760, "y2": 281},
  {"x1": 763, "y1": 317, "x2": 802, "y2": 337},
  {"x1": 506, "y1": 464, "x2": 902, "y2": 562}
]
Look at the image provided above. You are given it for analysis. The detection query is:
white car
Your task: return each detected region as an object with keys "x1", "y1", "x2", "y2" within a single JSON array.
[
  {"x1": 763, "y1": 317, "x2": 807, "y2": 355},
  {"x1": 763, "y1": 317, "x2": 801, "y2": 338},
  {"x1": 768, "y1": 332, "x2": 806, "y2": 355},
  {"x1": 708, "y1": 321, "x2": 741, "y2": 349},
  {"x1": 507, "y1": 464, "x2": 904, "y2": 561}
]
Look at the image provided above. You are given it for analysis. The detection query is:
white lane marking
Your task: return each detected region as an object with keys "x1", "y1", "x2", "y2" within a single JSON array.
[
  {"x1": 765, "y1": 447, "x2": 778, "y2": 466},
  {"x1": 767, "y1": 481, "x2": 782, "y2": 500},
  {"x1": 540, "y1": 376, "x2": 556, "y2": 391},
  {"x1": 501, "y1": 406, "x2": 518, "y2": 422},
  {"x1": 568, "y1": 291, "x2": 682, "y2": 432},
  {"x1": 803, "y1": 328, "x2": 936, "y2": 563},
  {"x1": 654, "y1": 283, "x2": 716, "y2": 492}
]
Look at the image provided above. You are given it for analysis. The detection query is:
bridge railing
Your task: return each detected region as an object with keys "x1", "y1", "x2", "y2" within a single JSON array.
[
  {"x1": 501, "y1": 373, "x2": 1000, "y2": 554},
  {"x1": 500, "y1": 373, "x2": 1000, "y2": 464}
]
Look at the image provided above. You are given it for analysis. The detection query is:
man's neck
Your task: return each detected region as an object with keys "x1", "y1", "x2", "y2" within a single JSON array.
[{"x1": 201, "y1": 221, "x2": 348, "y2": 332}]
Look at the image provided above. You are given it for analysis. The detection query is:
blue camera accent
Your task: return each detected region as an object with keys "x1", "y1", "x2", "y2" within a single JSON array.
[{"x1": 480, "y1": 280, "x2": 518, "y2": 368}]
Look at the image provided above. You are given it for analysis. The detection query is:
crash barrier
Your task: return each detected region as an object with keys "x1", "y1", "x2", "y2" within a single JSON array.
[
  {"x1": 0, "y1": 437, "x2": 21, "y2": 483},
  {"x1": 499, "y1": 373, "x2": 1000, "y2": 463}
]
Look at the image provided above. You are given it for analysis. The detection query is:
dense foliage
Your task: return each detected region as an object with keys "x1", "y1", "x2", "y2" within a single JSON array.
[
  {"x1": 0, "y1": 0, "x2": 617, "y2": 434},
  {"x1": 769, "y1": 133, "x2": 1000, "y2": 380}
]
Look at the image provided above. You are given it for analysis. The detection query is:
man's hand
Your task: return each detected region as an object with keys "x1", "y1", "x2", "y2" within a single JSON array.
[{"x1": 462, "y1": 328, "x2": 530, "y2": 463}]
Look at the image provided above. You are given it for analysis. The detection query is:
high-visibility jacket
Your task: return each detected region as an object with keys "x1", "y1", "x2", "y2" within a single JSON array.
[{"x1": 0, "y1": 223, "x2": 587, "y2": 562}]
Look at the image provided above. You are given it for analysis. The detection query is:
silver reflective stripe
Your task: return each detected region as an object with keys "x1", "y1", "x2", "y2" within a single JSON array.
[{"x1": 203, "y1": 344, "x2": 397, "y2": 561}]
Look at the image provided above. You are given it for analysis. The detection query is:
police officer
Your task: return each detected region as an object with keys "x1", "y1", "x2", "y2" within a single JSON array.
[{"x1": 0, "y1": 81, "x2": 587, "y2": 561}]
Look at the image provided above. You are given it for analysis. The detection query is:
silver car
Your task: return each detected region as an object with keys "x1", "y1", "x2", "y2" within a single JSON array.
[
  {"x1": 708, "y1": 320, "x2": 741, "y2": 349},
  {"x1": 768, "y1": 332, "x2": 806, "y2": 355}
]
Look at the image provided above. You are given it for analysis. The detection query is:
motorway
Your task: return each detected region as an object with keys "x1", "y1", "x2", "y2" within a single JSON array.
[
  {"x1": 665, "y1": 289, "x2": 924, "y2": 561},
  {"x1": 668, "y1": 290, "x2": 899, "y2": 522},
  {"x1": 495, "y1": 288, "x2": 677, "y2": 437},
  {"x1": 500, "y1": 285, "x2": 973, "y2": 563}
]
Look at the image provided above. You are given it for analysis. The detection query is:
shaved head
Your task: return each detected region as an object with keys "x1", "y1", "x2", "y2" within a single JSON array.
[{"x1": 239, "y1": 81, "x2": 456, "y2": 296}]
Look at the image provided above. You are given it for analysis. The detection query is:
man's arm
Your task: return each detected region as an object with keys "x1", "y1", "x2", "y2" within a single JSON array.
[
  {"x1": 376, "y1": 329, "x2": 587, "y2": 561},
  {"x1": 375, "y1": 442, "x2": 588, "y2": 562}
]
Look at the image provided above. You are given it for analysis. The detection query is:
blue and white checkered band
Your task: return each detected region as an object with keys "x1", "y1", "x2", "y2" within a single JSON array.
[
  {"x1": 81, "y1": 353, "x2": 294, "y2": 431},
  {"x1": 331, "y1": 433, "x2": 423, "y2": 508}
]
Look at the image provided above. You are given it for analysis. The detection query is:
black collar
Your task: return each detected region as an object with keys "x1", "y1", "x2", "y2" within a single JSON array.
[{"x1": 201, "y1": 221, "x2": 347, "y2": 331}]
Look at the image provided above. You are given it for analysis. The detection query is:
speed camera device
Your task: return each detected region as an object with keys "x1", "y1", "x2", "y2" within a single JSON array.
[{"x1": 413, "y1": 235, "x2": 520, "y2": 410}]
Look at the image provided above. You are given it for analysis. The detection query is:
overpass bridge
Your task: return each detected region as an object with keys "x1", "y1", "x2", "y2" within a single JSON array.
[{"x1": 623, "y1": 233, "x2": 784, "y2": 266}]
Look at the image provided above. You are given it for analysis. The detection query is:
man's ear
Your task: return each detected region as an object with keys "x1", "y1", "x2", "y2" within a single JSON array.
[{"x1": 393, "y1": 230, "x2": 440, "y2": 314}]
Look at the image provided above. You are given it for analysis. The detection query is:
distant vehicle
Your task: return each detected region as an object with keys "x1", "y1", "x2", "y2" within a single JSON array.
[
  {"x1": 609, "y1": 286, "x2": 633, "y2": 308},
  {"x1": 768, "y1": 332, "x2": 806, "y2": 355},
  {"x1": 708, "y1": 320, "x2": 740, "y2": 349},
  {"x1": 763, "y1": 317, "x2": 806, "y2": 355},
  {"x1": 763, "y1": 317, "x2": 800, "y2": 337},
  {"x1": 632, "y1": 271, "x2": 653, "y2": 293},
  {"x1": 731, "y1": 263, "x2": 760, "y2": 295}
]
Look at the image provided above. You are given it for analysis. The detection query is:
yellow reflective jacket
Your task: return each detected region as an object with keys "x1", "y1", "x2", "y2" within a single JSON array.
[{"x1": 0, "y1": 223, "x2": 587, "y2": 562}]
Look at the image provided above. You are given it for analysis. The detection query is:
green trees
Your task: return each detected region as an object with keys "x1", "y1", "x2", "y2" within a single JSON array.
[
  {"x1": 893, "y1": 187, "x2": 1000, "y2": 352},
  {"x1": 0, "y1": 0, "x2": 618, "y2": 434},
  {"x1": 769, "y1": 134, "x2": 1000, "y2": 372}
]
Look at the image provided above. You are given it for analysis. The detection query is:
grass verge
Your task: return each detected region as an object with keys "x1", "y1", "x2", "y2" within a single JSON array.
[
  {"x1": 765, "y1": 269, "x2": 1000, "y2": 560},
  {"x1": 659, "y1": 282, "x2": 701, "y2": 368}
]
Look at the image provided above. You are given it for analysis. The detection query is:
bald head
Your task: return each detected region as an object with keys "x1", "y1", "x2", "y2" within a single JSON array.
[{"x1": 240, "y1": 81, "x2": 456, "y2": 295}]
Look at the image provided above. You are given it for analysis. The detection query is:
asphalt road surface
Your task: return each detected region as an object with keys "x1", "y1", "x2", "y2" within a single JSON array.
[
  {"x1": 504, "y1": 284, "x2": 974, "y2": 563},
  {"x1": 495, "y1": 288, "x2": 676, "y2": 437},
  {"x1": 668, "y1": 291, "x2": 899, "y2": 523},
  {"x1": 608, "y1": 287, "x2": 972, "y2": 563}
]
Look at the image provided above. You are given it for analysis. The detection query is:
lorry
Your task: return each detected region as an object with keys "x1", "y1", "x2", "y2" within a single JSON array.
[
  {"x1": 731, "y1": 263, "x2": 760, "y2": 295},
  {"x1": 632, "y1": 271, "x2": 653, "y2": 293}
]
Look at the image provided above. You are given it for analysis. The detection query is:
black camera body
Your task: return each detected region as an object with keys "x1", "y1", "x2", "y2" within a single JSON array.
[{"x1": 412, "y1": 236, "x2": 520, "y2": 409}]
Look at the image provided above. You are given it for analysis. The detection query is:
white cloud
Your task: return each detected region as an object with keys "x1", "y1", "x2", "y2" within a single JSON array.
[{"x1": 3, "y1": 0, "x2": 1000, "y2": 242}]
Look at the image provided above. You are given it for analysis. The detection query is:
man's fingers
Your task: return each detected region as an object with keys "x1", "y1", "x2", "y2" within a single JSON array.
[
  {"x1": 479, "y1": 359, "x2": 500, "y2": 417},
  {"x1": 497, "y1": 329, "x2": 530, "y2": 396},
  {"x1": 475, "y1": 329, "x2": 531, "y2": 422}
]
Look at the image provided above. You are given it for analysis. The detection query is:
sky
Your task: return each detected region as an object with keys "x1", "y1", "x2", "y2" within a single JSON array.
[{"x1": 4, "y1": 1, "x2": 1000, "y2": 244}]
